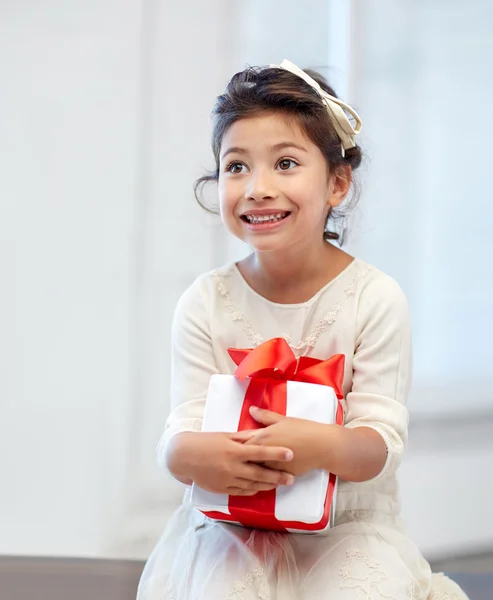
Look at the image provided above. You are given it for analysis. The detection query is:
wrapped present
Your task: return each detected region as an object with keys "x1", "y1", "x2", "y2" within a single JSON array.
[{"x1": 190, "y1": 338, "x2": 345, "y2": 534}]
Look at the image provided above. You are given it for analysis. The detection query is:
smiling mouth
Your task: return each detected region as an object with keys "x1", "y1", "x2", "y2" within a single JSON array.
[{"x1": 240, "y1": 211, "x2": 290, "y2": 224}]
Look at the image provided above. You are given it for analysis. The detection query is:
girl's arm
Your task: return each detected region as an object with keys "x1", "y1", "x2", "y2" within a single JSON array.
[
  {"x1": 159, "y1": 275, "x2": 294, "y2": 492},
  {"x1": 156, "y1": 275, "x2": 217, "y2": 472},
  {"x1": 166, "y1": 430, "x2": 295, "y2": 494},
  {"x1": 336, "y1": 274, "x2": 411, "y2": 482}
]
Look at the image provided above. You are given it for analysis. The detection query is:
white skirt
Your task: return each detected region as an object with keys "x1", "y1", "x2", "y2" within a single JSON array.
[{"x1": 137, "y1": 504, "x2": 469, "y2": 600}]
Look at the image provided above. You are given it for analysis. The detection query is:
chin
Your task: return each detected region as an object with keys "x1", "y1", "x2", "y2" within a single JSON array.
[{"x1": 246, "y1": 236, "x2": 294, "y2": 254}]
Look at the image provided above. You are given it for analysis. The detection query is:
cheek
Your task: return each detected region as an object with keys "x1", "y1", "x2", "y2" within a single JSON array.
[
  {"x1": 291, "y1": 180, "x2": 330, "y2": 215},
  {"x1": 218, "y1": 179, "x2": 241, "y2": 216},
  {"x1": 290, "y1": 190, "x2": 323, "y2": 215}
]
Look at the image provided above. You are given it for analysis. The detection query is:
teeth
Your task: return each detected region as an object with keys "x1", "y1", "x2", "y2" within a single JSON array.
[{"x1": 245, "y1": 212, "x2": 287, "y2": 223}]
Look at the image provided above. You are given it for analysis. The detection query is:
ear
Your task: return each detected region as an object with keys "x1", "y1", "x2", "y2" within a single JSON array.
[{"x1": 327, "y1": 165, "x2": 352, "y2": 208}]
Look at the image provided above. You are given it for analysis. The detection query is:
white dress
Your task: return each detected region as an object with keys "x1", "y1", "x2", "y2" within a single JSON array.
[{"x1": 138, "y1": 259, "x2": 469, "y2": 600}]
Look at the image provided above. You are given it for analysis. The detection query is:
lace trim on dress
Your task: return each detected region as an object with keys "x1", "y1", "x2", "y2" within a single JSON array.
[
  {"x1": 213, "y1": 266, "x2": 369, "y2": 355},
  {"x1": 225, "y1": 566, "x2": 270, "y2": 600},
  {"x1": 339, "y1": 548, "x2": 420, "y2": 599}
]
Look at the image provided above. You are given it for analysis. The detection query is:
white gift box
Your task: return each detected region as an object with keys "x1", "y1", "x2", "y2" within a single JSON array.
[{"x1": 190, "y1": 374, "x2": 342, "y2": 534}]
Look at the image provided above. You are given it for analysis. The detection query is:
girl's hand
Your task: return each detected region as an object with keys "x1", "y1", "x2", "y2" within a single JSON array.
[
  {"x1": 244, "y1": 407, "x2": 328, "y2": 476},
  {"x1": 167, "y1": 431, "x2": 295, "y2": 496}
]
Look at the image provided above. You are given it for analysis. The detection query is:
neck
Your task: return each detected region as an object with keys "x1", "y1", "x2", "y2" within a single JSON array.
[
  {"x1": 238, "y1": 238, "x2": 352, "y2": 305},
  {"x1": 253, "y1": 239, "x2": 332, "y2": 284}
]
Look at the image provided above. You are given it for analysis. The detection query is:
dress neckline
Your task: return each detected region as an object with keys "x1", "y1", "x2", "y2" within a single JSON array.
[{"x1": 231, "y1": 258, "x2": 360, "y2": 309}]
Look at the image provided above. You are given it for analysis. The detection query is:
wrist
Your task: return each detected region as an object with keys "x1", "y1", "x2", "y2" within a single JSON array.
[
  {"x1": 312, "y1": 424, "x2": 388, "y2": 481},
  {"x1": 312, "y1": 423, "x2": 342, "y2": 471}
]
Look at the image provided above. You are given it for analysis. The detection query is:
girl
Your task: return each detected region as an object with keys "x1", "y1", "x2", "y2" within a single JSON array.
[{"x1": 137, "y1": 60, "x2": 469, "y2": 599}]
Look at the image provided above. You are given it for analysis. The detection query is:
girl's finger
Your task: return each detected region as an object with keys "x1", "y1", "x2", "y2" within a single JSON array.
[
  {"x1": 231, "y1": 479, "x2": 278, "y2": 492},
  {"x1": 230, "y1": 430, "x2": 259, "y2": 443},
  {"x1": 241, "y1": 443, "x2": 294, "y2": 464},
  {"x1": 249, "y1": 407, "x2": 284, "y2": 425},
  {"x1": 228, "y1": 488, "x2": 261, "y2": 497},
  {"x1": 240, "y1": 464, "x2": 294, "y2": 487}
]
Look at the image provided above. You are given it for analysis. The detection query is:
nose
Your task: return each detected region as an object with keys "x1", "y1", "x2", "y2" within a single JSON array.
[{"x1": 245, "y1": 169, "x2": 278, "y2": 202}]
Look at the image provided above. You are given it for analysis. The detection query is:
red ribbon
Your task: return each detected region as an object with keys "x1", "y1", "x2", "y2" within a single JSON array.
[{"x1": 204, "y1": 337, "x2": 345, "y2": 533}]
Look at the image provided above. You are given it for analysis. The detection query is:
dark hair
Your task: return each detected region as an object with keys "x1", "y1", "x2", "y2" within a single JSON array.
[{"x1": 194, "y1": 64, "x2": 363, "y2": 244}]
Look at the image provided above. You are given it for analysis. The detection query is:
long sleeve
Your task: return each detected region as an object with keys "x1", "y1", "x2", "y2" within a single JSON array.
[
  {"x1": 156, "y1": 276, "x2": 218, "y2": 469},
  {"x1": 344, "y1": 275, "x2": 412, "y2": 482}
]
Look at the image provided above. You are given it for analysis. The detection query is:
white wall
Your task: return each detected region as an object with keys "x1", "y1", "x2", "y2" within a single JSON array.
[
  {"x1": 399, "y1": 416, "x2": 493, "y2": 559},
  {"x1": 0, "y1": 1, "x2": 142, "y2": 556},
  {"x1": 348, "y1": 0, "x2": 493, "y2": 416}
]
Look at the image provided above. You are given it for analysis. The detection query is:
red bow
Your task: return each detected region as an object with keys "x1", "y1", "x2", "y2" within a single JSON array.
[{"x1": 229, "y1": 336, "x2": 344, "y2": 390}]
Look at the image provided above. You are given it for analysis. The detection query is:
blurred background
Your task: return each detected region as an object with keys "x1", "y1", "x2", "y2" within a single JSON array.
[{"x1": 1, "y1": 0, "x2": 492, "y2": 588}]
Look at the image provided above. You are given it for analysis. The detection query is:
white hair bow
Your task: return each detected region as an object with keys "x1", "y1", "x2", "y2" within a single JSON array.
[{"x1": 270, "y1": 59, "x2": 362, "y2": 156}]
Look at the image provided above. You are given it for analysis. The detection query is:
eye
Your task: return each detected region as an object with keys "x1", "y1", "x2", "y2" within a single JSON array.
[
  {"x1": 277, "y1": 158, "x2": 298, "y2": 171},
  {"x1": 226, "y1": 161, "x2": 247, "y2": 174}
]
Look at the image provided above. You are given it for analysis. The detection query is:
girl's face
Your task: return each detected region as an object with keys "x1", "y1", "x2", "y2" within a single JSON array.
[{"x1": 218, "y1": 113, "x2": 349, "y2": 255}]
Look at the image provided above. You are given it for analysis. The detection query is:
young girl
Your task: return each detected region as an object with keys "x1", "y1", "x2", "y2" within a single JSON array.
[{"x1": 137, "y1": 60, "x2": 469, "y2": 599}]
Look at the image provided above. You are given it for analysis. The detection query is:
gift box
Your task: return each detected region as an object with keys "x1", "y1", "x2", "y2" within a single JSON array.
[{"x1": 190, "y1": 338, "x2": 345, "y2": 534}]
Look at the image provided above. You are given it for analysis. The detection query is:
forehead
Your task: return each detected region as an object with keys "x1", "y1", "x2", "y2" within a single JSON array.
[{"x1": 221, "y1": 113, "x2": 311, "y2": 151}]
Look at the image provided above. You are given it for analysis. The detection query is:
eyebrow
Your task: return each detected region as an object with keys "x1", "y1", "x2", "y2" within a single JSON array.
[{"x1": 220, "y1": 142, "x2": 308, "y2": 161}]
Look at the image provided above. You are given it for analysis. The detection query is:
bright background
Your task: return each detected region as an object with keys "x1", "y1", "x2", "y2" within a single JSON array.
[{"x1": 1, "y1": 0, "x2": 492, "y2": 561}]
